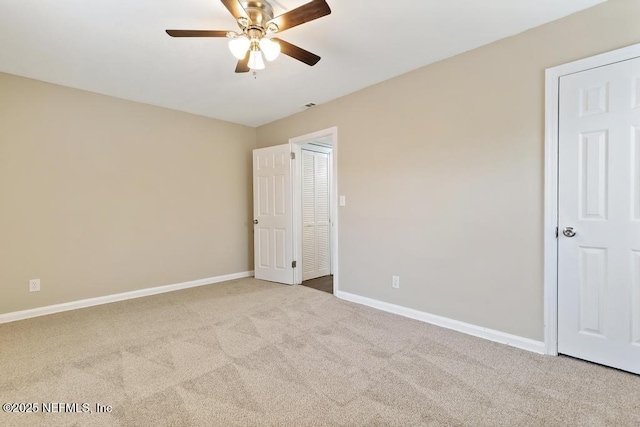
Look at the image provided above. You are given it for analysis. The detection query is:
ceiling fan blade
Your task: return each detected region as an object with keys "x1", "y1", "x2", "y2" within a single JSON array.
[
  {"x1": 221, "y1": 0, "x2": 248, "y2": 19},
  {"x1": 235, "y1": 51, "x2": 250, "y2": 73},
  {"x1": 267, "y1": 0, "x2": 331, "y2": 33},
  {"x1": 166, "y1": 30, "x2": 228, "y2": 37},
  {"x1": 273, "y1": 38, "x2": 321, "y2": 66}
]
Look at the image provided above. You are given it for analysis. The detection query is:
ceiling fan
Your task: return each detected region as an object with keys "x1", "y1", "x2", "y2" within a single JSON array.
[{"x1": 166, "y1": 0, "x2": 331, "y2": 73}]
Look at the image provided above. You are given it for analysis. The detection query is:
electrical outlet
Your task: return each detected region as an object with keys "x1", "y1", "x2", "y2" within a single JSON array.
[
  {"x1": 392, "y1": 276, "x2": 400, "y2": 289},
  {"x1": 29, "y1": 279, "x2": 40, "y2": 293}
]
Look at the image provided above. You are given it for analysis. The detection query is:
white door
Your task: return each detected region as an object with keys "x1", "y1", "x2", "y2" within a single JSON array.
[
  {"x1": 558, "y1": 56, "x2": 640, "y2": 374},
  {"x1": 253, "y1": 145, "x2": 294, "y2": 284},
  {"x1": 302, "y1": 150, "x2": 331, "y2": 281}
]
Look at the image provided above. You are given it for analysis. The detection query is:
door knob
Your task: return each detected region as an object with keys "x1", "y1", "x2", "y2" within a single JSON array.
[
  {"x1": 563, "y1": 227, "x2": 577, "y2": 238},
  {"x1": 253, "y1": 219, "x2": 258, "y2": 225}
]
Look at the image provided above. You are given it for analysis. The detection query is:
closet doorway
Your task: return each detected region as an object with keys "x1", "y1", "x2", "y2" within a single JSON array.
[{"x1": 290, "y1": 128, "x2": 337, "y2": 295}]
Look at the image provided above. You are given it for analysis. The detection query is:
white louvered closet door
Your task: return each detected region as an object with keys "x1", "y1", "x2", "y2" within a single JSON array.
[{"x1": 302, "y1": 150, "x2": 331, "y2": 281}]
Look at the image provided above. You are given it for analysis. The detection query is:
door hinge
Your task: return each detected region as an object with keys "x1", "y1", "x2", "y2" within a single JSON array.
[
  {"x1": 291, "y1": 152, "x2": 295, "y2": 160},
  {"x1": 292, "y1": 261, "x2": 297, "y2": 268},
  {"x1": 555, "y1": 227, "x2": 558, "y2": 238}
]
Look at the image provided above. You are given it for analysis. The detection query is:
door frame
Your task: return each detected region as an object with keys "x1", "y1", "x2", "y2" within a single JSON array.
[
  {"x1": 289, "y1": 127, "x2": 339, "y2": 294},
  {"x1": 544, "y1": 42, "x2": 640, "y2": 356}
]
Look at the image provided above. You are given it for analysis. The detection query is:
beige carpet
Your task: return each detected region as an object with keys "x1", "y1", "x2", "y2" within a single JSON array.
[{"x1": 0, "y1": 278, "x2": 638, "y2": 426}]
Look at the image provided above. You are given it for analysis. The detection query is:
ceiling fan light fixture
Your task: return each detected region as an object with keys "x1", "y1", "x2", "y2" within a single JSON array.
[
  {"x1": 259, "y1": 38, "x2": 281, "y2": 61},
  {"x1": 248, "y1": 49, "x2": 265, "y2": 70},
  {"x1": 229, "y1": 36, "x2": 250, "y2": 60}
]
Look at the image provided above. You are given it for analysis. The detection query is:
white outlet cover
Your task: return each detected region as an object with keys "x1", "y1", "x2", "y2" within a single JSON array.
[
  {"x1": 29, "y1": 278, "x2": 40, "y2": 292},
  {"x1": 392, "y1": 276, "x2": 400, "y2": 289}
]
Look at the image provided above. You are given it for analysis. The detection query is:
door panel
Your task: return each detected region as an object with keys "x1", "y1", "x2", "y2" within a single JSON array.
[
  {"x1": 253, "y1": 145, "x2": 294, "y2": 284},
  {"x1": 317, "y1": 224, "x2": 330, "y2": 272},
  {"x1": 633, "y1": 127, "x2": 640, "y2": 219},
  {"x1": 579, "y1": 131, "x2": 608, "y2": 220},
  {"x1": 316, "y1": 153, "x2": 331, "y2": 275},
  {"x1": 578, "y1": 247, "x2": 606, "y2": 336},
  {"x1": 303, "y1": 151, "x2": 316, "y2": 277},
  {"x1": 558, "y1": 56, "x2": 640, "y2": 374},
  {"x1": 632, "y1": 251, "x2": 640, "y2": 345},
  {"x1": 258, "y1": 228, "x2": 269, "y2": 268}
]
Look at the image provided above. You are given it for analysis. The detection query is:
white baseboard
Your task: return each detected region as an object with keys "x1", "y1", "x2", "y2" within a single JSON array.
[
  {"x1": 0, "y1": 271, "x2": 255, "y2": 325},
  {"x1": 335, "y1": 291, "x2": 546, "y2": 355}
]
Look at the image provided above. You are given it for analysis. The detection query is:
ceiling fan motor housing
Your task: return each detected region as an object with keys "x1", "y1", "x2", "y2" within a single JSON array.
[{"x1": 240, "y1": 0, "x2": 275, "y2": 33}]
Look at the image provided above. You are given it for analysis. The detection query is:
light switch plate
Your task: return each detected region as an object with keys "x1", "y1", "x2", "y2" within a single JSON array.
[{"x1": 339, "y1": 195, "x2": 346, "y2": 206}]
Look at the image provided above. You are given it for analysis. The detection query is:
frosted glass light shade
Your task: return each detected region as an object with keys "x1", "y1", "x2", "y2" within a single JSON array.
[
  {"x1": 259, "y1": 38, "x2": 281, "y2": 61},
  {"x1": 228, "y1": 37, "x2": 250, "y2": 60},
  {"x1": 248, "y1": 50, "x2": 265, "y2": 70}
]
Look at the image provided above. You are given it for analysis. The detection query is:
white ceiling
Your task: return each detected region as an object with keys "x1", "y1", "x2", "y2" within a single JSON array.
[{"x1": 0, "y1": 0, "x2": 604, "y2": 127}]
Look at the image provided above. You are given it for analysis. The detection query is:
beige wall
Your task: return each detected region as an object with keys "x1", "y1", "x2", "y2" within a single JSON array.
[
  {"x1": 0, "y1": 73, "x2": 256, "y2": 315},
  {"x1": 257, "y1": 0, "x2": 640, "y2": 340}
]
